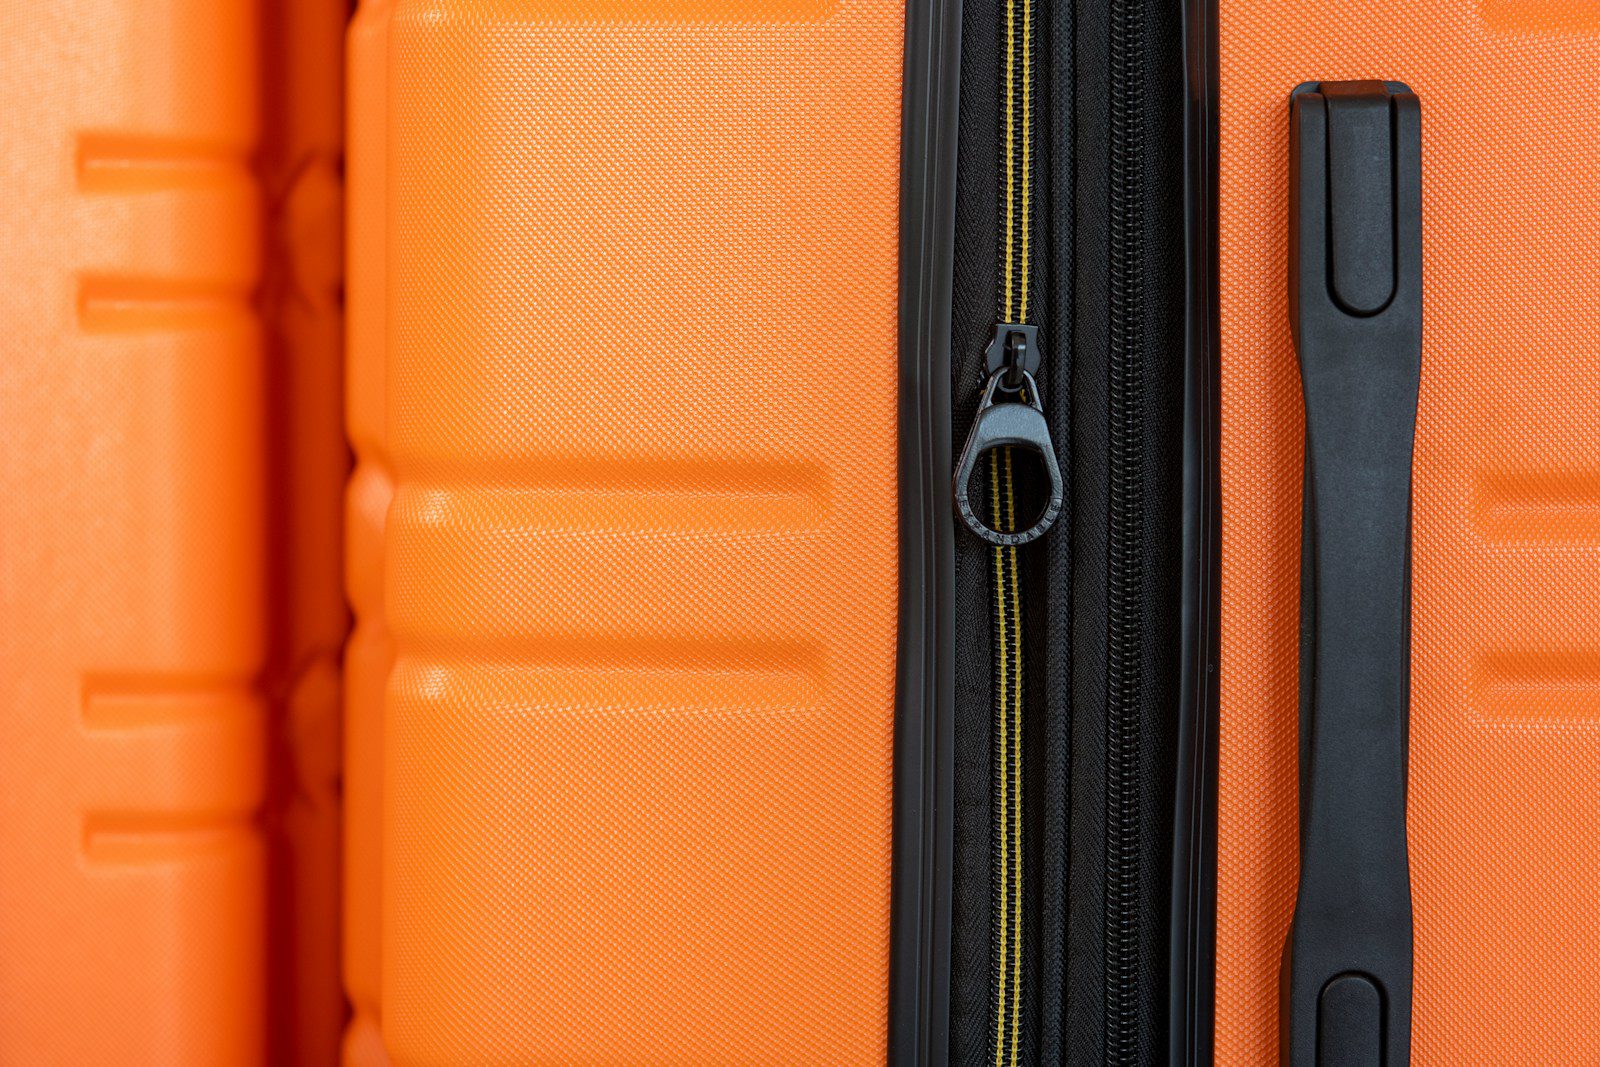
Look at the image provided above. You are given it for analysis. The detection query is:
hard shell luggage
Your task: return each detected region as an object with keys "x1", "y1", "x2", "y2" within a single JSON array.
[
  {"x1": 342, "y1": 0, "x2": 1210, "y2": 1062},
  {"x1": 2, "y1": 0, "x2": 1599, "y2": 1064}
]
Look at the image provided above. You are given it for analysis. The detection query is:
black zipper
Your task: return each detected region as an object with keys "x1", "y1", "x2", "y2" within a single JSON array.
[
  {"x1": 950, "y1": 0, "x2": 1066, "y2": 1061},
  {"x1": 937, "y1": 0, "x2": 1189, "y2": 1060},
  {"x1": 1105, "y1": 0, "x2": 1146, "y2": 1059}
]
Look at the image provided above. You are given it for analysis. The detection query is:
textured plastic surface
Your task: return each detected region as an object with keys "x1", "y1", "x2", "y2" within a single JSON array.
[
  {"x1": 1217, "y1": 1, "x2": 1600, "y2": 1063},
  {"x1": 0, "y1": 2, "x2": 267, "y2": 1062},
  {"x1": 344, "y1": 1, "x2": 904, "y2": 1064},
  {"x1": 0, "y1": 2, "x2": 345, "y2": 1063}
]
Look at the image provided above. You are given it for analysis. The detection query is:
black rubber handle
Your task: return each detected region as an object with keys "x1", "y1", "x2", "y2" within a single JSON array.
[{"x1": 1281, "y1": 80, "x2": 1421, "y2": 1067}]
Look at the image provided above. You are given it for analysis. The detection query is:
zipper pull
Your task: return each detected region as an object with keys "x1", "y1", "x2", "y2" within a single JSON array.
[{"x1": 953, "y1": 324, "x2": 1065, "y2": 545}]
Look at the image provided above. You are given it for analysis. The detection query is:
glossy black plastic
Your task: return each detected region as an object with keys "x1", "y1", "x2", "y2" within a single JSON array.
[
  {"x1": 1281, "y1": 80, "x2": 1421, "y2": 1067},
  {"x1": 1170, "y1": 0, "x2": 1222, "y2": 1062},
  {"x1": 953, "y1": 369, "x2": 1066, "y2": 545},
  {"x1": 890, "y1": 0, "x2": 961, "y2": 1059}
]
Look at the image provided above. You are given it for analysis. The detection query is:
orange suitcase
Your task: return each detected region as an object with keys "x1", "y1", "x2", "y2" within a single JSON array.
[{"x1": 5, "y1": 0, "x2": 1600, "y2": 1064}]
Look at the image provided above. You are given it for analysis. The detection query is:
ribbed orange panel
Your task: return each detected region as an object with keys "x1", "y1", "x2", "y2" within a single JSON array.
[
  {"x1": 1217, "y1": 2, "x2": 1600, "y2": 1063},
  {"x1": 345, "y1": 0, "x2": 904, "y2": 1063},
  {"x1": 0, "y1": 1, "x2": 268, "y2": 1063}
]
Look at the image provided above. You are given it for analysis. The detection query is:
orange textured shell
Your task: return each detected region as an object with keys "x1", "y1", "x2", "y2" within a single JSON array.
[{"x1": 1217, "y1": 1, "x2": 1600, "y2": 1062}]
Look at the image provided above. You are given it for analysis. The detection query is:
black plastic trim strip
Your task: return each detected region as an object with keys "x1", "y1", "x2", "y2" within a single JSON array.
[
  {"x1": 891, "y1": 0, "x2": 962, "y2": 1061},
  {"x1": 1169, "y1": 0, "x2": 1221, "y2": 1063}
]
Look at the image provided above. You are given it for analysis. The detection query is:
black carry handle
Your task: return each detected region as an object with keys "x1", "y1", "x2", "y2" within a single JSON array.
[{"x1": 1281, "y1": 81, "x2": 1421, "y2": 1067}]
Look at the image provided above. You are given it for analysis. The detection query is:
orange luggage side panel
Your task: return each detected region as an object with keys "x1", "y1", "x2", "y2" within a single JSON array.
[
  {"x1": 2, "y1": 4, "x2": 349, "y2": 1062},
  {"x1": 0, "y1": 2, "x2": 268, "y2": 1063},
  {"x1": 1217, "y1": 1, "x2": 1600, "y2": 1063},
  {"x1": 346, "y1": 1, "x2": 905, "y2": 1063}
]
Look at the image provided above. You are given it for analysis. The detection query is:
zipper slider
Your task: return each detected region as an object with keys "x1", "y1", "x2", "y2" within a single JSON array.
[{"x1": 954, "y1": 323, "x2": 1065, "y2": 545}]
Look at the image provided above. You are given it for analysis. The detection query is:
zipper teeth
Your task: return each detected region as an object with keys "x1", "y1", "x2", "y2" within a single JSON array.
[
  {"x1": 990, "y1": 448, "x2": 1024, "y2": 1067},
  {"x1": 1004, "y1": 0, "x2": 1033, "y2": 324},
  {"x1": 992, "y1": 0, "x2": 1035, "y2": 1061},
  {"x1": 1105, "y1": 0, "x2": 1144, "y2": 1061}
]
